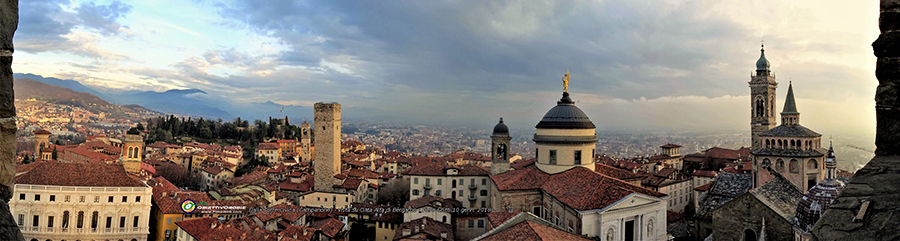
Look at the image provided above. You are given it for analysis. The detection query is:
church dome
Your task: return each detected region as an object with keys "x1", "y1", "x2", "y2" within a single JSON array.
[
  {"x1": 794, "y1": 178, "x2": 845, "y2": 234},
  {"x1": 493, "y1": 118, "x2": 509, "y2": 135},
  {"x1": 757, "y1": 45, "x2": 770, "y2": 71},
  {"x1": 535, "y1": 92, "x2": 596, "y2": 129}
]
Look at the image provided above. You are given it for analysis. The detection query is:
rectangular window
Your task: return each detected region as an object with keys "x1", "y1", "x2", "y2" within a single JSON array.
[
  {"x1": 120, "y1": 217, "x2": 126, "y2": 228},
  {"x1": 574, "y1": 150, "x2": 582, "y2": 165},
  {"x1": 468, "y1": 220, "x2": 474, "y2": 228},
  {"x1": 460, "y1": 179, "x2": 464, "y2": 185},
  {"x1": 414, "y1": 178, "x2": 418, "y2": 184},
  {"x1": 426, "y1": 178, "x2": 430, "y2": 185},
  {"x1": 478, "y1": 220, "x2": 484, "y2": 228},
  {"x1": 65, "y1": 195, "x2": 70, "y2": 202},
  {"x1": 437, "y1": 179, "x2": 442, "y2": 185},
  {"x1": 106, "y1": 217, "x2": 112, "y2": 228},
  {"x1": 133, "y1": 216, "x2": 139, "y2": 228},
  {"x1": 94, "y1": 196, "x2": 99, "y2": 203},
  {"x1": 80, "y1": 196, "x2": 85, "y2": 203},
  {"x1": 18, "y1": 193, "x2": 24, "y2": 200},
  {"x1": 35, "y1": 194, "x2": 40, "y2": 201},
  {"x1": 49, "y1": 195, "x2": 55, "y2": 202},
  {"x1": 482, "y1": 179, "x2": 486, "y2": 185},
  {"x1": 47, "y1": 216, "x2": 54, "y2": 228},
  {"x1": 32, "y1": 215, "x2": 39, "y2": 227},
  {"x1": 122, "y1": 196, "x2": 127, "y2": 202},
  {"x1": 167, "y1": 217, "x2": 171, "y2": 224},
  {"x1": 17, "y1": 214, "x2": 23, "y2": 226},
  {"x1": 136, "y1": 196, "x2": 141, "y2": 203},
  {"x1": 108, "y1": 196, "x2": 113, "y2": 203},
  {"x1": 549, "y1": 150, "x2": 557, "y2": 164},
  {"x1": 481, "y1": 201, "x2": 486, "y2": 207}
]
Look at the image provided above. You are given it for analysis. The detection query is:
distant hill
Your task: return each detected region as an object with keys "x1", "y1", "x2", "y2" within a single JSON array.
[
  {"x1": 14, "y1": 78, "x2": 159, "y2": 117},
  {"x1": 104, "y1": 89, "x2": 234, "y2": 119},
  {"x1": 13, "y1": 73, "x2": 107, "y2": 100}
]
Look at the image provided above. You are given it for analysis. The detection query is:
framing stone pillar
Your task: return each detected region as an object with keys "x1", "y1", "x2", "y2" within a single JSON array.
[{"x1": 0, "y1": 0, "x2": 22, "y2": 240}]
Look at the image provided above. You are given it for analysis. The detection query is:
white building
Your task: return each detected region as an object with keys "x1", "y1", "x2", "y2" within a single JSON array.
[
  {"x1": 489, "y1": 87, "x2": 669, "y2": 240},
  {"x1": 404, "y1": 164, "x2": 492, "y2": 208},
  {"x1": 11, "y1": 162, "x2": 153, "y2": 241}
]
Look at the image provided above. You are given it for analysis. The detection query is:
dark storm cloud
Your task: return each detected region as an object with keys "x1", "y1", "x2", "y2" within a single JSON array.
[{"x1": 214, "y1": 0, "x2": 758, "y2": 101}]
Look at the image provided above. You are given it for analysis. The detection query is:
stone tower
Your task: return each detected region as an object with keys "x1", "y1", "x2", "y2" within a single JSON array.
[
  {"x1": 749, "y1": 44, "x2": 778, "y2": 149},
  {"x1": 32, "y1": 129, "x2": 51, "y2": 158},
  {"x1": 313, "y1": 103, "x2": 341, "y2": 193},
  {"x1": 491, "y1": 118, "x2": 511, "y2": 175},
  {"x1": 300, "y1": 118, "x2": 311, "y2": 162},
  {"x1": 121, "y1": 134, "x2": 143, "y2": 174}
]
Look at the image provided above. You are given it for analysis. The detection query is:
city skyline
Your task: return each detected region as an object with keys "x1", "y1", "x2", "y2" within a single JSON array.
[{"x1": 12, "y1": 0, "x2": 879, "y2": 137}]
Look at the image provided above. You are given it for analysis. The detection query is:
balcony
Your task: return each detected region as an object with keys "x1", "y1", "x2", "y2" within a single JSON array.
[
  {"x1": 468, "y1": 195, "x2": 476, "y2": 201},
  {"x1": 424, "y1": 184, "x2": 432, "y2": 190},
  {"x1": 468, "y1": 184, "x2": 477, "y2": 190}
]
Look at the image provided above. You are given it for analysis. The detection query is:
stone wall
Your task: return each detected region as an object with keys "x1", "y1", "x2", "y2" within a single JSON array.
[
  {"x1": 711, "y1": 194, "x2": 793, "y2": 241},
  {"x1": 0, "y1": 0, "x2": 22, "y2": 240},
  {"x1": 810, "y1": 0, "x2": 900, "y2": 240}
]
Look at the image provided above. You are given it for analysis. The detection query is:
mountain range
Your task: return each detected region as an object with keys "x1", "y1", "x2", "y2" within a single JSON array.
[
  {"x1": 14, "y1": 78, "x2": 159, "y2": 118},
  {"x1": 13, "y1": 73, "x2": 313, "y2": 122}
]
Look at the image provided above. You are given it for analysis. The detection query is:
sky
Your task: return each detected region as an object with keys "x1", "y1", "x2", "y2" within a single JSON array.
[{"x1": 12, "y1": 0, "x2": 881, "y2": 138}]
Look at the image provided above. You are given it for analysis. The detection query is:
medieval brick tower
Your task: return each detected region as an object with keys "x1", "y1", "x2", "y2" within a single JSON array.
[
  {"x1": 313, "y1": 103, "x2": 341, "y2": 193},
  {"x1": 121, "y1": 134, "x2": 143, "y2": 174},
  {"x1": 491, "y1": 118, "x2": 511, "y2": 175},
  {"x1": 300, "y1": 118, "x2": 311, "y2": 162},
  {"x1": 750, "y1": 44, "x2": 778, "y2": 149}
]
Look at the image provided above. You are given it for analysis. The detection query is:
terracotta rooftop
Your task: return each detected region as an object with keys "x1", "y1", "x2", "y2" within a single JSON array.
[
  {"x1": 694, "y1": 181, "x2": 714, "y2": 192},
  {"x1": 16, "y1": 162, "x2": 145, "y2": 187},
  {"x1": 309, "y1": 217, "x2": 344, "y2": 238},
  {"x1": 493, "y1": 166, "x2": 666, "y2": 211},
  {"x1": 393, "y1": 216, "x2": 453, "y2": 241},
  {"x1": 403, "y1": 195, "x2": 462, "y2": 209},
  {"x1": 487, "y1": 211, "x2": 521, "y2": 228},
  {"x1": 33, "y1": 129, "x2": 52, "y2": 135},
  {"x1": 692, "y1": 170, "x2": 718, "y2": 178},
  {"x1": 403, "y1": 163, "x2": 490, "y2": 176},
  {"x1": 479, "y1": 220, "x2": 590, "y2": 241}
]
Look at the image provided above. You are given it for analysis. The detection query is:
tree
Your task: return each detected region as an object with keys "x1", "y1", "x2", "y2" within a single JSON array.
[
  {"x1": 51, "y1": 146, "x2": 58, "y2": 160},
  {"x1": 136, "y1": 123, "x2": 145, "y2": 131},
  {"x1": 127, "y1": 127, "x2": 140, "y2": 135}
]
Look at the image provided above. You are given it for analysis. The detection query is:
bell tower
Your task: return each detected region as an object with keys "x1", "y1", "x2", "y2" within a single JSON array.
[
  {"x1": 750, "y1": 44, "x2": 778, "y2": 149},
  {"x1": 491, "y1": 118, "x2": 511, "y2": 175},
  {"x1": 300, "y1": 118, "x2": 311, "y2": 162}
]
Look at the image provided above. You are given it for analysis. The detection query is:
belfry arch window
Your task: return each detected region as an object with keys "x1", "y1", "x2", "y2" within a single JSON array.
[
  {"x1": 776, "y1": 159, "x2": 785, "y2": 171},
  {"x1": 790, "y1": 159, "x2": 800, "y2": 173},
  {"x1": 756, "y1": 98, "x2": 765, "y2": 117},
  {"x1": 808, "y1": 159, "x2": 818, "y2": 169}
]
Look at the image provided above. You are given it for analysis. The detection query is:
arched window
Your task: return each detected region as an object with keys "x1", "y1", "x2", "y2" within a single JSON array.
[
  {"x1": 744, "y1": 229, "x2": 757, "y2": 241},
  {"x1": 790, "y1": 159, "x2": 800, "y2": 173},
  {"x1": 762, "y1": 158, "x2": 771, "y2": 168},
  {"x1": 756, "y1": 98, "x2": 765, "y2": 117},
  {"x1": 62, "y1": 211, "x2": 69, "y2": 229},
  {"x1": 91, "y1": 211, "x2": 98, "y2": 229},
  {"x1": 778, "y1": 140, "x2": 783, "y2": 148},
  {"x1": 808, "y1": 159, "x2": 818, "y2": 169},
  {"x1": 442, "y1": 216, "x2": 447, "y2": 223},
  {"x1": 77, "y1": 211, "x2": 84, "y2": 228},
  {"x1": 790, "y1": 140, "x2": 795, "y2": 148},
  {"x1": 765, "y1": 139, "x2": 770, "y2": 148},
  {"x1": 776, "y1": 159, "x2": 785, "y2": 172}
]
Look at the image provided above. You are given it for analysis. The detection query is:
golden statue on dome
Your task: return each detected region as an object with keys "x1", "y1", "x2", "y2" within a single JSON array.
[{"x1": 562, "y1": 70, "x2": 570, "y2": 92}]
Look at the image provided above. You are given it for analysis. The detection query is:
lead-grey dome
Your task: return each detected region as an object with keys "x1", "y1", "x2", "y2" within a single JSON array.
[
  {"x1": 757, "y1": 45, "x2": 770, "y2": 71},
  {"x1": 535, "y1": 92, "x2": 596, "y2": 129},
  {"x1": 493, "y1": 118, "x2": 509, "y2": 135}
]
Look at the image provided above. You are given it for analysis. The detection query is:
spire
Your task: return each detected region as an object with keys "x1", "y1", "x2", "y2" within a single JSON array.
[
  {"x1": 756, "y1": 44, "x2": 770, "y2": 71},
  {"x1": 782, "y1": 82, "x2": 799, "y2": 114},
  {"x1": 826, "y1": 140, "x2": 837, "y2": 180}
]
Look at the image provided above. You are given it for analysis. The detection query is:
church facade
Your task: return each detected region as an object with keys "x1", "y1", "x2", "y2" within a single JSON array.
[
  {"x1": 748, "y1": 46, "x2": 827, "y2": 191},
  {"x1": 488, "y1": 80, "x2": 668, "y2": 241}
]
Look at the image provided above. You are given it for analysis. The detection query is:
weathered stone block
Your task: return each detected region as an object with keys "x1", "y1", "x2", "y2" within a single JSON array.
[
  {"x1": 873, "y1": 32, "x2": 900, "y2": 57},
  {"x1": 881, "y1": 11, "x2": 900, "y2": 33},
  {"x1": 0, "y1": 0, "x2": 15, "y2": 52},
  {"x1": 0, "y1": 117, "x2": 13, "y2": 189},
  {"x1": 0, "y1": 56, "x2": 12, "y2": 118},
  {"x1": 875, "y1": 82, "x2": 899, "y2": 108},
  {"x1": 876, "y1": 109, "x2": 900, "y2": 155},
  {"x1": 0, "y1": 185, "x2": 25, "y2": 241},
  {"x1": 875, "y1": 57, "x2": 900, "y2": 81},
  {"x1": 884, "y1": 0, "x2": 900, "y2": 11}
]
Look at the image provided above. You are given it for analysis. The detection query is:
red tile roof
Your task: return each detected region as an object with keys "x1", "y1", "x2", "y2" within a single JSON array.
[
  {"x1": 202, "y1": 165, "x2": 226, "y2": 175},
  {"x1": 694, "y1": 181, "x2": 714, "y2": 192},
  {"x1": 33, "y1": 129, "x2": 52, "y2": 135},
  {"x1": 227, "y1": 171, "x2": 267, "y2": 186},
  {"x1": 335, "y1": 177, "x2": 364, "y2": 189},
  {"x1": 480, "y1": 220, "x2": 590, "y2": 241},
  {"x1": 279, "y1": 226, "x2": 315, "y2": 241},
  {"x1": 691, "y1": 170, "x2": 718, "y2": 178},
  {"x1": 511, "y1": 158, "x2": 536, "y2": 170},
  {"x1": 667, "y1": 210, "x2": 687, "y2": 223},
  {"x1": 393, "y1": 216, "x2": 453, "y2": 241},
  {"x1": 175, "y1": 217, "x2": 219, "y2": 240},
  {"x1": 487, "y1": 211, "x2": 521, "y2": 228},
  {"x1": 403, "y1": 196, "x2": 462, "y2": 209},
  {"x1": 348, "y1": 168, "x2": 380, "y2": 179},
  {"x1": 16, "y1": 162, "x2": 145, "y2": 187},
  {"x1": 258, "y1": 142, "x2": 280, "y2": 150},
  {"x1": 594, "y1": 163, "x2": 643, "y2": 181},
  {"x1": 493, "y1": 167, "x2": 666, "y2": 211},
  {"x1": 309, "y1": 217, "x2": 344, "y2": 238},
  {"x1": 661, "y1": 144, "x2": 682, "y2": 148}
]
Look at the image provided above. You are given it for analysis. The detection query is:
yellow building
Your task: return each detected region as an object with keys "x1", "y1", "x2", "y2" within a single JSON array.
[
  {"x1": 347, "y1": 203, "x2": 403, "y2": 241},
  {"x1": 148, "y1": 177, "x2": 244, "y2": 241}
]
